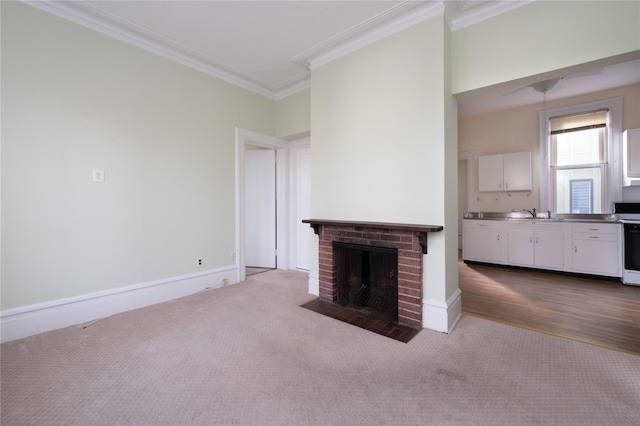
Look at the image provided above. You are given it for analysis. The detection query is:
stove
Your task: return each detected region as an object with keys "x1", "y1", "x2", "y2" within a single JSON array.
[
  {"x1": 615, "y1": 202, "x2": 640, "y2": 222},
  {"x1": 614, "y1": 203, "x2": 640, "y2": 286}
]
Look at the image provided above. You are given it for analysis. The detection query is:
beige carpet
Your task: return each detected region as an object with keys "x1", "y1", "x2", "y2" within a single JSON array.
[{"x1": 2, "y1": 270, "x2": 639, "y2": 425}]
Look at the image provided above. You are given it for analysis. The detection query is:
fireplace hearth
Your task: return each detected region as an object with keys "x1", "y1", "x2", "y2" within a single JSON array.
[{"x1": 302, "y1": 219, "x2": 443, "y2": 333}]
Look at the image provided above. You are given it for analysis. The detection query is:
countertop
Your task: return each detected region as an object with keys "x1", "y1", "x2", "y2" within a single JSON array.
[{"x1": 463, "y1": 212, "x2": 619, "y2": 223}]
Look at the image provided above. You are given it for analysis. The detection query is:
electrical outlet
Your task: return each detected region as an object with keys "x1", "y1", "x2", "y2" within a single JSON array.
[
  {"x1": 197, "y1": 258, "x2": 202, "y2": 266},
  {"x1": 493, "y1": 196, "x2": 500, "y2": 203}
]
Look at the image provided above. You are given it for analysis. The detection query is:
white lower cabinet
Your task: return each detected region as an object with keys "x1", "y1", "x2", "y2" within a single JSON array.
[
  {"x1": 464, "y1": 219, "x2": 622, "y2": 278},
  {"x1": 462, "y1": 220, "x2": 505, "y2": 264},
  {"x1": 507, "y1": 222, "x2": 563, "y2": 270},
  {"x1": 535, "y1": 228, "x2": 565, "y2": 269},
  {"x1": 570, "y1": 223, "x2": 621, "y2": 277}
]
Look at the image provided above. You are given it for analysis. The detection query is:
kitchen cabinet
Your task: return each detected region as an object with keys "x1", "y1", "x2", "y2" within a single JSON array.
[
  {"x1": 479, "y1": 151, "x2": 532, "y2": 192},
  {"x1": 623, "y1": 128, "x2": 640, "y2": 187},
  {"x1": 462, "y1": 220, "x2": 505, "y2": 264},
  {"x1": 570, "y1": 223, "x2": 621, "y2": 277},
  {"x1": 507, "y1": 222, "x2": 564, "y2": 270},
  {"x1": 464, "y1": 218, "x2": 622, "y2": 279}
]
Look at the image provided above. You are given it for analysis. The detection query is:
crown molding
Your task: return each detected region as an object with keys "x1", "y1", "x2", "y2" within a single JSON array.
[
  {"x1": 23, "y1": 0, "x2": 535, "y2": 100},
  {"x1": 274, "y1": 78, "x2": 311, "y2": 101},
  {"x1": 446, "y1": 0, "x2": 536, "y2": 31},
  {"x1": 24, "y1": 0, "x2": 280, "y2": 99},
  {"x1": 291, "y1": 1, "x2": 445, "y2": 70}
]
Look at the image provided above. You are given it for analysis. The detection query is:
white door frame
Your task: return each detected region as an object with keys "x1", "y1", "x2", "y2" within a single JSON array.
[
  {"x1": 458, "y1": 150, "x2": 477, "y2": 213},
  {"x1": 458, "y1": 151, "x2": 477, "y2": 249},
  {"x1": 235, "y1": 128, "x2": 289, "y2": 283}
]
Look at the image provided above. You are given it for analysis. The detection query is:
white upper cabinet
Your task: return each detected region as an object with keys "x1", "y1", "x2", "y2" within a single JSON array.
[
  {"x1": 479, "y1": 151, "x2": 532, "y2": 192},
  {"x1": 478, "y1": 154, "x2": 504, "y2": 192},
  {"x1": 623, "y1": 129, "x2": 640, "y2": 187}
]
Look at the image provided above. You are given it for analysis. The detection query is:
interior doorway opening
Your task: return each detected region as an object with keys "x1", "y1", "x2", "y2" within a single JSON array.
[{"x1": 235, "y1": 128, "x2": 288, "y2": 283}]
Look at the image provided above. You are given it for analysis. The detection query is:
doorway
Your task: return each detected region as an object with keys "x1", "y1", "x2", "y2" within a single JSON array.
[{"x1": 235, "y1": 128, "x2": 288, "y2": 283}]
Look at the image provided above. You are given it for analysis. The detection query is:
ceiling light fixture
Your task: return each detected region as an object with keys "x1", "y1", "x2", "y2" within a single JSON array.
[{"x1": 531, "y1": 77, "x2": 563, "y2": 94}]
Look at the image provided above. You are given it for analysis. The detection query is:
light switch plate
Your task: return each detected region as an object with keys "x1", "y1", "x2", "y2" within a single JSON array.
[{"x1": 92, "y1": 169, "x2": 105, "y2": 183}]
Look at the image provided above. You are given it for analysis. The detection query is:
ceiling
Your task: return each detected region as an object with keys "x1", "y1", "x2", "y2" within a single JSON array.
[
  {"x1": 28, "y1": 0, "x2": 640, "y2": 116},
  {"x1": 457, "y1": 57, "x2": 640, "y2": 117}
]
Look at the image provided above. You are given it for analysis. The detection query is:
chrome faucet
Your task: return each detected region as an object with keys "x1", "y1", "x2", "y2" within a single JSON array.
[{"x1": 523, "y1": 208, "x2": 536, "y2": 217}]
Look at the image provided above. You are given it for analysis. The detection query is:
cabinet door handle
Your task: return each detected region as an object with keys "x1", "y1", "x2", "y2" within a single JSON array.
[
  {"x1": 535, "y1": 236, "x2": 539, "y2": 244},
  {"x1": 499, "y1": 182, "x2": 502, "y2": 189},
  {"x1": 497, "y1": 235, "x2": 500, "y2": 241},
  {"x1": 589, "y1": 236, "x2": 600, "y2": 239},
  {"x1": 529, "y1": 236, "x2": 532, "y2": 243},
  {"x1": 505, "y1": 181, "x2": 509, "y2": 189},
  {"x1": 574, "y1": 246, "x2": 577, "y2": 253},
  {"x1": 588, "y1": 228, "x2": 599, "y2": 231}
]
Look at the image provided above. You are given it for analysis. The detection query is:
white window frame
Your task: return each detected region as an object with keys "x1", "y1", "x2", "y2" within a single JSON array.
[{"x1": 538, "y1": 97, "x2": 622, "y2": 213}]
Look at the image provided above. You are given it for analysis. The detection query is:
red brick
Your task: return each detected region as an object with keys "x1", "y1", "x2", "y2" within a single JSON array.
[
  {"x1": 398, "y1": 265, "x2": 421, "y2": 275},
  {"x1": 398, "y1": 287, "x2": 422, "y2": 298},
  {"x1": 398, "y1": 294, "x2": 422, "y2": 306},
  {"x1": 363, "y1": 232, "x2": 380, "y2": 239},
  {"x1": 398, "y1": 250, "x2": 422, "y2": 259},
  {"x1": 399, "y1": 308, "x2": 422, "y2": 321}
]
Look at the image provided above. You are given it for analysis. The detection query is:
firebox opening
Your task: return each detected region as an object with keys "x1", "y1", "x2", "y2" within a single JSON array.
[{"x1": 334, "y1": 242, "x2": 398, "y2": 322}]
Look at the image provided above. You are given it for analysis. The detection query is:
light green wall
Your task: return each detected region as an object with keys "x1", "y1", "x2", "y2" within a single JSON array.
[
  {"x1": 1, "y1": 2, "x2": 275, "y2": 310},
  {"x1": 312, "y1": 20, "x2": 443, "y2": 223},
  {"x1": 311, "y1": 15, "x2": 458, "y2": 302},
  {"x1": 451, "y1": 0, "x2": 640, "y2": 94},
  {"x1": 276, "y1": 89, "x2": 310, "y2": 139},
  {"x1": 442, "y1": 19, "x2": 460, "y2": 301}
]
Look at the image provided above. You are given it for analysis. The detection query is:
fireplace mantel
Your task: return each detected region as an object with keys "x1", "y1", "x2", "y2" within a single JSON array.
[{"x1": 302, "y1": 219, "x2": 443, "y2": 254}]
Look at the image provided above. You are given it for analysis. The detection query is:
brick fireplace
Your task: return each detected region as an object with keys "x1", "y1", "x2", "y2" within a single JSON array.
[{"x1": 302, "y1": 219, "x2": 443, "y2": 330}]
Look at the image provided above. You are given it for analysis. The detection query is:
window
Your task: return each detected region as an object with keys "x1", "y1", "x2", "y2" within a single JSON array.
[
  {"x1": 538, "y1": 98, "x2": 622, "y2": 214},
  {"x1": 550, "y1": 110, "x2": 606, "y2": 213},
  {"x1": 569, "y1": 179, "x2": 593, "y2": 213}
]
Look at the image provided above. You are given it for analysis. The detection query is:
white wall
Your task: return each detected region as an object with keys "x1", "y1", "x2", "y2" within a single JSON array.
[{"x1": 1, "y1": 2, "x2": 276, "y2": 311}]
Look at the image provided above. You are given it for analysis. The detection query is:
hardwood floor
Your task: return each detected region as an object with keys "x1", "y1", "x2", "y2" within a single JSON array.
[{"x1": 458, "y1": 253, "x2": 640, "y2": 355}]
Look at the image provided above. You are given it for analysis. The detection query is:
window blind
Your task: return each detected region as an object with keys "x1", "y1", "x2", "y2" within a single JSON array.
[{"x1": 550, "y1": 110, "x2": 608, "y2": 135}]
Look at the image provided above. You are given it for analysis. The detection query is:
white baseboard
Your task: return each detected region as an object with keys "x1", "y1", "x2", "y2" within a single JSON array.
[
  {"x1": 0, "y1": 266, "x2": 239, "y2": 343},
  {"x1": 308, "y1": 272, "x2": 319, "y2": 296},
  {"x1": 422, "y1": 288, "x2": 462, "y2": 333}
]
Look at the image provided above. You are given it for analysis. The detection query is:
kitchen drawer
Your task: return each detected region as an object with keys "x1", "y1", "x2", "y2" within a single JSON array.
[
  {"x1": 571, "y1": 232, "x2": 618, "y2": 242},
  {"x1": 464, "y1": 219, "x2": 504, "y2": 229},
  {"x1": 571, "y1": 223, "x2": 620, "y2": 234}
]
